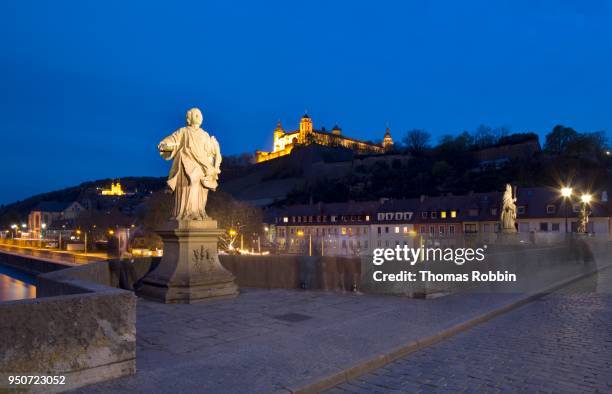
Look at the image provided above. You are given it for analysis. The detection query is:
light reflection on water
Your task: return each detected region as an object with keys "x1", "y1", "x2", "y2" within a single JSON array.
[{"x1": 0, "y1": 265, "x2": 36, "y2": 301}]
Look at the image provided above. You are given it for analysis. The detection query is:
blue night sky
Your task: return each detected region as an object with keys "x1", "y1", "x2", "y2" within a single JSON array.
[{"x1": 1, "y1": 0, "x2": 610, "y2": 204}]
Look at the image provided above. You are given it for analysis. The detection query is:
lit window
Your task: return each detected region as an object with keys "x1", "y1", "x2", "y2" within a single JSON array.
[
  {"x1": 440, "y1": 211, "x2": 447, "y2": 219},
  {"x1": 403, "y1": 226, "x2": 409, "y2": 234},
  {"x1": 395, "y1": 226, "x2": 400, "y2": 233},
  {"x1": 365, "y1": 215, "x2": 370, "y2": 221},
  {"x1": 341, "y1": 227, "x2": 347, "y2": 235},
  {"x1": 283, "y1": 217, "x2": 288, "y2": 223},
  {"x1": 451, "y1": 211, "x2": 457, "y2": 218},
  {"x1": 546, "y1": 205, "x2": 556, "y2": 214}
]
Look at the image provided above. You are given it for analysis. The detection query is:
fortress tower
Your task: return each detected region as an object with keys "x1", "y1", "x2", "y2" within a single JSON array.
[{"x1": 298, "y1": 113, "x2": 313, "y2": 144}]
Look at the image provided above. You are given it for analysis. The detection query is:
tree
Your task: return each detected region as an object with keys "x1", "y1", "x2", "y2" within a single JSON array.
[
  {"x1": 402, "y1": 129, "x2": 431, "y2": 153},
  {"x1": 544, "y1": 125, "x2": 578, "y2": 155},
  {"x1": 473, "y1": 125, "x2": 498, "y2": 148}
]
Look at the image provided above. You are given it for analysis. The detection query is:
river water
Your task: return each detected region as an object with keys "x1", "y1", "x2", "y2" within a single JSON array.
[{"x1": 0, "y1": 265, "x2": 36, "y2": 301}]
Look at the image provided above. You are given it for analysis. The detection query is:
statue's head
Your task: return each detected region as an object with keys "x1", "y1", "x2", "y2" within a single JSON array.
[{"x1": 186, "y1": 108, "x2": 203, "y2": 128}]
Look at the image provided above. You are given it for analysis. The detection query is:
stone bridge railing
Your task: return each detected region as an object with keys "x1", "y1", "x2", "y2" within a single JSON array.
[{"x1": 0, "y1": 256, "x2": 138, "y2": 392}]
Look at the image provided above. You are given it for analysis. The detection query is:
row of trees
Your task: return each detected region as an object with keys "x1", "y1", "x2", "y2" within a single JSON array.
[{"x1": 400, "y1": 124, "x2": 609, "y2": 158}]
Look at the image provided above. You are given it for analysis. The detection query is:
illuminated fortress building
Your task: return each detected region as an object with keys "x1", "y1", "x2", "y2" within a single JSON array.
[{"x1": 255, "y1": 114, "x2": 394, "y2": 163}]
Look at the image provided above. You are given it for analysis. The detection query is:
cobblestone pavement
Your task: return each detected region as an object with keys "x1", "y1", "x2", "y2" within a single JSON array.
[
  {"x1": 75, "y1": 288, "x2": 540, "y2": 393},
  {"x1": 330, "y1": 268, "x2": 612, "y2": 393}
]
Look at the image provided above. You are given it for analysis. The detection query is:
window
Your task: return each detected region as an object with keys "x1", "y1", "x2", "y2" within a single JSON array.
[
  {"x1": 364, "y1": 241, "x2": 369, "y2": 249},
  {"x1": 546, "y1": 205, "x2": 556, "y2": 214},
  {"x1": 283, "y1": 217, "x2": 288, "y2": 223},
  {"x1": 429, "y1": 226, "x2": 435, "y2": 235},
  {"x1": 421, "y1": 212, "x2": 428, "y2": 219},
  {"x1": 385, "y1": 227, "x2": 389, "y2": 234},
  {"x1": 539, "y1": 222, "x2": 548, "y2": 232},
  {"x1": 491, "y1": 208, "x2": 497, "y2": 216},
  {"x1": 403, "y1": 212, "x2": 413, "y2": 220},
  {"x1": 385, "y1": 213, "x2": 393, "y2": 220},
  {"x1": 451, "y1": 211, "x2": 457, "y2": 218},
  {"x1": 439, "y1": 226, "x2": 445, "y2": 236},
  {"x1": 403, "y1": 226, "x2": 409, "y2": 234},
  {"x1": 572, "y1": 204, "x2": 580, "y2": 213},
  {"x1": 440, "y1": 211, "x2": 447, "y2": 219},
  {"x1": 431, "y1": 212, "x2": 437, "y2": 219},
  {"x1": 395, "y1": 212, "x2": 402, "y2": 220},
  {"x1": 377, "y1": 213, "x2": 385, "y2": 220},
  {"x1": 365, "y1": 215, "x2": 370, "y2": 221},
  {"x1": 377, "y1": 240, "x2": 382, "y2": 247},
  {"x1": 468, "y1": 209, "x2": 478, "y2": 217},
  {"x1": 420, "y1": 226, "x2": 426, "y2": 234},
  {"x1": 518, "y1": 206, "x2": 526, "y2": 214},
  {"x1": 377, "y1": 226, "x2": 381, "y2": 235},
  {"x1": 449, "y1": 225, "x2": 455, "y2": 235},
  {"x1": 364, "y1": 228, "x2": 368, "y2": 234},
  {"x1": 394, "y1": 226, "x2": 400, "y2": 234},
  {"x1": 483, "y1": 224, "x2": 490, "y2": 233},
  {"x1": 552, "y1": 223, "x2": 560, "y2": 232},
  {"x1": 464, "y1": 224, "x2": 477, "y2": 233},
  {"x1": 341, "y1": 227, "x2": 347, "y2": 235}
]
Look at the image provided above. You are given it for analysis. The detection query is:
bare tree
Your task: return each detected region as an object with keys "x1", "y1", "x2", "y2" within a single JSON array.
[{"x1": 403, "y1": 129, "x2": 431, "y2": 153}]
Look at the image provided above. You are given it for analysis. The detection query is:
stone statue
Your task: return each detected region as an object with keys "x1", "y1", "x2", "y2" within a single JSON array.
[
  {"x1": 158, "y1": 108, "x2": 221, "y2": 220},
  {"x1": 139, "y1": 107, "x2": 238, "y2": 303},
  {"x1": 577, "y1": 205, "x2": 590, "y2": 234},
  {"x1": 501, "y1": 184, "x2": 517, "y2": 233}
]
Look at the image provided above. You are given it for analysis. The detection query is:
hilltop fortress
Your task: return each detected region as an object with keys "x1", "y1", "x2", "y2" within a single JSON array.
[{"x1": 255, "y1": 113, "x2": 394, "y2": 163}]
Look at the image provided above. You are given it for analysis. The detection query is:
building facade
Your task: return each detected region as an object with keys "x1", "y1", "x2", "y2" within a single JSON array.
[
  {"x1": 255, "y1": 114, "x2": 393, "y2": 163},
  {"x1": 28, "y1": 201, "x2": 85, "y2": 238},
  {"x1": 265, "y1": 187, "x2": 611, "y2": 256}
]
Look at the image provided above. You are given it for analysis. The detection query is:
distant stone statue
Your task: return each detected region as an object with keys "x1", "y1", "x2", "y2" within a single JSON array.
[
  {"x1": 577, "y1": 205, "x2": 590, "y2": 234},
  {"x1": 158, "y1": 108, "x2": 221, "y2": 220},
  {"x1": 501, "y1": 184, "x2": 517, "y2": 233}
]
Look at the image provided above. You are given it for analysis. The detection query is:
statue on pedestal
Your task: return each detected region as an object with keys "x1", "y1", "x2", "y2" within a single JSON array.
[
  {"x1": 501, "y1": 184, "x2": 517, "y2": 233},
  {"x1": 577, "y1": 205, "x2": 590, "y2": 234},
  {"x1": 158, "y1": 108, "x2": 221, "y2": 220},
  {"x1": 138, "y1": 107, "x2": 238, "y2": 304}
]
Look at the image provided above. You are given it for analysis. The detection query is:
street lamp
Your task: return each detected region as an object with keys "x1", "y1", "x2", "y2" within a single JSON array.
[
  {"x1": 581, "y1": 194, "x2": 592, "y2": 204},
  {"x1": 560, "y1": 187, "x2": 573, "y2": 233}
]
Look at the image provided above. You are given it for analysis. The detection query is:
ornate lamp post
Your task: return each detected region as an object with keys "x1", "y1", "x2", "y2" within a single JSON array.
[{"x1": 560, "y1": 187, "x2": 573, "y2": 233}]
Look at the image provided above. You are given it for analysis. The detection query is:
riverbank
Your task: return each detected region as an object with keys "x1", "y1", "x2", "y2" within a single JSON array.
[{"x1": 0, "y1": 264, "x2": 36, "y2": 301}]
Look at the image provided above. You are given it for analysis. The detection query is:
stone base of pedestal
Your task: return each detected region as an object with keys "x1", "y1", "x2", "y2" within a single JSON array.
[{"x1": 137, "y1": 219, "x2": 239, "y2": 303}]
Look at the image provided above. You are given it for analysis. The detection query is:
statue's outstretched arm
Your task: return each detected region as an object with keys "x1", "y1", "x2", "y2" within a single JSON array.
[{"x1": 158, "y1": 129, "x2": 183, "y2": 160}]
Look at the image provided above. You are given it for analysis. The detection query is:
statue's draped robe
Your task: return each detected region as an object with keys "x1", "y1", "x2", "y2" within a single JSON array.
[
  {"x1": 501, "y1": 191, "x2": 516, "y2": 230},
  {"x1": 159, "y1": 126, "x2": 221, "y2": 220}
]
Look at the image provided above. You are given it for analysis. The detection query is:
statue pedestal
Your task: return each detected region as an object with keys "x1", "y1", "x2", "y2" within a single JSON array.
[{"x1": 137, "y1": 220, "x2": 239, "y2": 303}]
